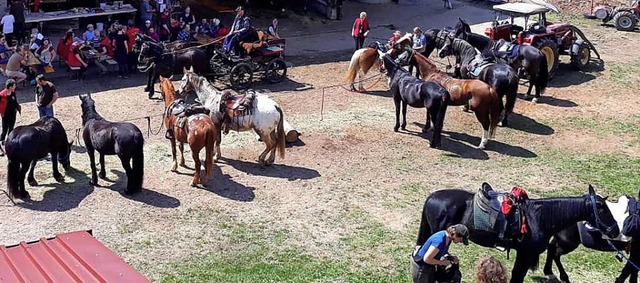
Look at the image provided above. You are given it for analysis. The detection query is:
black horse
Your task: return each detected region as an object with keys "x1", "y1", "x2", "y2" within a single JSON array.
[
  {"x1": 438, "y1": 36, "x2": 519, "y2": 127},
  {"x1": 545, "y1": 194, "x2": 640, "y2": 283},
  {"x1": 453, "y1": 18, "x2": 549, "y2": 103},
  {"x1": 80, "y1": 93, "x2": 144, "y2": 195},
  {"x1": 5, "y1": 117, "x2": 72, "y2": 200},
  {"x1": 380, "y1": 53, "x2": 450, "y2": 148},
  {"x1": 135, "y1": 34, "x2": 209, "y2": 99},
  {"x1": 417, "y1": 183, "x2": 619, "y2": 283}
]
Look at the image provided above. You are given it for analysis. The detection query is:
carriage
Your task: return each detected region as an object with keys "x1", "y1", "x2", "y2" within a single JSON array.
[
  {"x1": 207, "y1": 32, "x2": 287, "y2": 90},
  {"x1": 485, "y1": 2, "x2": 601, "y2": 77}
]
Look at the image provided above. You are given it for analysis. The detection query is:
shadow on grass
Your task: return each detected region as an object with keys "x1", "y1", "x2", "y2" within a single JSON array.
[
  {"x1": 220, "y1": 157, "x2": 321, "y2": 181},
  {"x1": 109, "y1": 169, "x2": 181, "y2": 208},
  {"x1": 200, "y1": 165, "x2": 256, "y2": 202},
  {"x1": 17, "y1": 166, "x2": 94, "y2": 212}
]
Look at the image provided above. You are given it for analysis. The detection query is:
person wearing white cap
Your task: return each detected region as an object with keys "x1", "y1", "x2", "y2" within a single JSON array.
[{"x1": 140, "y1": 0, "x2": 155, "y2": 26}]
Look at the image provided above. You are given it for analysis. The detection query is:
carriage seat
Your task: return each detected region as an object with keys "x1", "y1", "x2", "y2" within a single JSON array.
[{"x1": 220, "y1": 90, "x2": 256, "y2": 134}]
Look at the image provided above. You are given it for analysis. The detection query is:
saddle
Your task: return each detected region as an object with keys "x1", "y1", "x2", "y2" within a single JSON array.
[
  {"x1": 165, "y1": 99, "x2": 211, "y2": 139},
  {"x1": 492, "y1": 39, "x2": 520, "y2": 61},
  {"x1": 473, "y1": 183, "x2": 529, "y2": 253},
  {"x1": 467, "y1": 55, "x2": 494, "y2": 78},
  {"x1": 220, "y1": 90, "x2": 256, "y2": 134}
]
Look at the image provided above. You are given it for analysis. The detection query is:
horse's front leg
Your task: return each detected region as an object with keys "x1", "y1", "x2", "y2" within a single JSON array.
[
  {"x1": 99, "y1": 153, "x2": 107, "y2": 179},
  {"x1": 423, "y1": 109, "x2": 432, "y2": 133},
  {"x1": 170, "y1": 137, "x2": 178, "y2": 172},
  {"x1": 50, "y1": 152, "x2": 64, "y2": 182},
  {"x1": 178, "y1": 142, "x2": 185, "y2": 166},
  {"x1": 27, "y1": 159, "x2": 38, "y2": 186},
  {"x1": 87, "y1": 147, "x2": 98, "y2": 185},
  {"x1": 401, "y1": 101, "x2": 408, "y2": 131},
  {"x1": 144, "y1": 69, "x2": 153, "y2": 92},
  {"x1": 509, "y1": 253, "x2": 534, "y2": 283}
]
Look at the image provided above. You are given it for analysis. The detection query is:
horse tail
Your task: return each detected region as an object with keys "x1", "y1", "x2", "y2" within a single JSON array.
[
  {"x1": 131, "y1": 138, "x2": 145, "y2": 193},
  {"x1": 416, "y1": 199, "x2": 433, "y2": 246},
  {"x1": 204, "y1": 123, "x2": 215, "y2": 179},
  {"x1": 488, "y1": 87, "x2": 501, "y2": 139},
  {"x1": 344, "y1": 49, "x2": 363, "y2": 83},
  {"x1": 438, "y1": 89, "x2": 450, "y2": 128},
  {"x1": 7, "y1": 159, "x2": 21, "y2": 199},
  {"x1": 275, "y1": 105, "x2": 286, "y2": 159},
  {"x1": 537, "y1": 53, "x2": 549, "y2": 95}
]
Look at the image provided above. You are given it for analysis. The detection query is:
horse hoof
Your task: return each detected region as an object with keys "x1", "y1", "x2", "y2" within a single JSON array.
[
  {"x1": 430, "y1": 143, "x2": 437, "y2": 148},
  {"x1": 190, "y1": 182, "x2": 197, "y2": 187},
  {"x1": 90, "y1": 179, "x2": 98, "y2": 186},
  {"x1": 54, "y1": 176, "x2": 65, "y2": 183},
  {"x1": 393, "y1": 127, "x2": 399, "y2": 132},
  {"x1": 422, "y1": 127, "x2": 432, "y2": 133},
  {"x1": 144, "y1": 87, "x2": 150, "y2": 92},
  {"x1": 99, "y1": 172, "x2": 106, "y2": 179},
  {"x1": 401, "y1": 126, "x2": 407, "y2": 131},
  {"x1": 532, "y1": 97, "x2": 539, "y2": 103},
  {"x1": 27, "y1": 179, "x2": 38, "y2": 186}
]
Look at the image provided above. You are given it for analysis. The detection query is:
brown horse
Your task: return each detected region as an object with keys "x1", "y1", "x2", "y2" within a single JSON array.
[
  {"x1": 160, "y1": 76, "x2": 218, "y2": 187},
  {"x1": 344, "y1": 47, "x2": 382, "y2": 92},
  {"x1": 409, "y1": 52, "x2": 501, "y2": 148}
]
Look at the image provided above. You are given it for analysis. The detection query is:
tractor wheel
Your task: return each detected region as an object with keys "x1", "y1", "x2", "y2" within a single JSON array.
[
  {"x1": 570, "y1": 40, "x2": 591, "y2": 70},
  {"x1": 265, "y1": 58, "x2": 287, "y2": 83},
  {"x1": 613, "y1": 11, "x2": 638, "y2": 31},
  {"x1": 230, "y1": 63, "x2": 254, "y2": 90},
  {"x1": 535, "y1": 39, "x2": 560, "y2": 79}
]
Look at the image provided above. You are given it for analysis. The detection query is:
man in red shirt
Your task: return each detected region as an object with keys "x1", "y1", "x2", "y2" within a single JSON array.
[{"x1": 125, "y1": 20, "x2": 140, "y2": 74}]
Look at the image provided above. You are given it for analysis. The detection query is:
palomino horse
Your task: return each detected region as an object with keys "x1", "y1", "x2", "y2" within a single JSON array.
[
  {"x1": 344, "y1": 45, "x2": 383, "y2": 92},
  {"x1": 5, "y1": 117, "x2": 72, "y2": 200},
  {"x1": 453, "y1": 18, "x2": 549, "y2": 103},
  {"x1": 177, "y1": 68, "x2": 285, "y2": 165},
  {"x1": 417, "y1": 183, "x2": 619, "y2": 283},
  {"x1": 160, "y1": 77, "x2": 218, "y2": 187},
  {"x1": 80, "y1": 94, "x2": 145, "y2": 195},
  {"x1": 388, "y1": 44, "x2": 501, "y2": 149},
  {"x1": 379, "y1": 53, "x2": 449, "y2": 148},
  {"x1": 438, "y1": 36, "x2": 520, "y2": 127}
]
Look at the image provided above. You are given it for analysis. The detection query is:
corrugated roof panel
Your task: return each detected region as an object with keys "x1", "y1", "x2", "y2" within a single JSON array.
[{"x1": 0, "y1": 230, "x2": 150, "y2": 283}]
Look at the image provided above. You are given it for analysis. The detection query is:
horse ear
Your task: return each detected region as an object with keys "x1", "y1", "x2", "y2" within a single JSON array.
[
  {"x1": 482, "y1": 182, "x2": 492, "y2": 191},
  {"x1": 169, "y1": 75, "x2": 173, "y2": 80},
  {"x1": 183, "y1": 67, "x2": 188, "y2": 74},
  {"x1": 69, "y1": 140, "x2": 74, "y2": 147},
  {"x1": 189, "y1": 66, "x2": 194, "y2": 73},
  {"x1": 588, "y1": 184, "x2": 596, "y2": 195}
]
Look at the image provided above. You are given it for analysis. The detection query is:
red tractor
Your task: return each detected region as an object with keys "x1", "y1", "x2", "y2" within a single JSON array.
[
  {"x1": 485, "y1": 2, "x2": 601, "y2": 78},
  {"x1": 587, "y1": 0, "x2": 640, "y2": 31}
]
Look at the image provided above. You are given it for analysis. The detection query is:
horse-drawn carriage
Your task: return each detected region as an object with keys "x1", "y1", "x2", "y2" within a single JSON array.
[{"x1": 135, "y1": 30, "x2": 287, "y2": 96}]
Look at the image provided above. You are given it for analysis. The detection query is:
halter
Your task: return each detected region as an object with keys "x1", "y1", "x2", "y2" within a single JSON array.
[{"x1": 589, "y1": 194, "x2": 617, "y2": 236}]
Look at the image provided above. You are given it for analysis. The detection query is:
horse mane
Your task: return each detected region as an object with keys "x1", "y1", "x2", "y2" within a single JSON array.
[
  {"x1": 525, "y1": 196, "x2": 587, "y2": 232},
  {"x1": 452, "y1": 38, "x2": 478, "y2": 63},
  {"x1": 81, "y1": 97, "x2": 104, "y2": 124}
]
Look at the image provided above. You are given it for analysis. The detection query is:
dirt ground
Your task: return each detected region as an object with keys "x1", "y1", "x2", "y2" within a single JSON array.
[{"x1": 1, "y1": 16, "x2": 639, "y2": 282}]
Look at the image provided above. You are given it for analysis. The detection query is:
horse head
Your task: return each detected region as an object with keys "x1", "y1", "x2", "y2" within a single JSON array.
[
  {"x1": 438, "y1": 34, "x2": 455, "y2": 58},
  {"x1": 585, "y1": 184, "x2": 620, "y2": 239},
  {"x1": 177, "y1": 66, "x2": 197, "y2": 95},
  {"x1": 379, "y1": 52, "x2": 398, "y2": 78},
  {"x1": 453, "y1": 17, "x2": 471, "y2": 40},
  {"x1": 160, "y1": 75, "x2": 176, "y2": 100},
  {"x1": 79, "y1": 93, "x2": 100, "y2": 125},
  {"x1": 137, "y1": 40, "x2": 163, "y2": 71}
]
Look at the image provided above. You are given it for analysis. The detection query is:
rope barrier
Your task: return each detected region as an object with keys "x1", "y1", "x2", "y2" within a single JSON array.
[{"x1": 319, "y1": 72, "x2": 385, "y2": 121}]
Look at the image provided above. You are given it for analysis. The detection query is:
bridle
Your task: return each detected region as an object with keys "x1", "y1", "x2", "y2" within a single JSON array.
[{"x1": 588, "y1": 194, "x2": 617, "y2": 236}]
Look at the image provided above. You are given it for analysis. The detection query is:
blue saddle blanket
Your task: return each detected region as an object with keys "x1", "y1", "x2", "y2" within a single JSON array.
[{"x1": 494, "y1": 44, "x2": 520, "y2": 60}]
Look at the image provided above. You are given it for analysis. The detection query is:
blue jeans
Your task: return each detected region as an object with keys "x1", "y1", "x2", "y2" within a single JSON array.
[
  {"x1": 223, "y1": 33, "x2": 241, "y2": 52},
  {"x1": 38, "y1": 106, "x2": 54, "y2": 118}
]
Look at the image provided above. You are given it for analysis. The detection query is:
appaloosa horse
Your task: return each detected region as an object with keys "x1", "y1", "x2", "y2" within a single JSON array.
[
  {"x1": 177, "y1": 68, "x2": 286, "y2": 165},
  {"x1": 135, "y1": 34, "x2": 210, "y2": 99},
  {"x1": 438, "y1": 36, "x2": 520, "y2": 127},
  {"x1": 5, "y1": 117, "x2": 72, "y2": 200},
  {"x1": 417, "y1": 184, "x2": 619, "y2": 283},
  {"x1": 380, "y1": 52, "x2": 450, "y2": 148},
  {"x1": 160, "y1": 76, "x2": 218, "y2": 187},
  {"x1": 453, "y1": 18, "x2": 549, "y2": 103}
]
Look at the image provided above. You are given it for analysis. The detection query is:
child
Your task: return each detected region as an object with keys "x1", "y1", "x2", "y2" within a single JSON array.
[{"x1": 476, "y1": 256, "x2": 508, "y2": 283}]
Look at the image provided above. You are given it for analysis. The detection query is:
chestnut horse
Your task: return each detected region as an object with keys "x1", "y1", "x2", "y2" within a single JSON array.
[
  {"x1": 344, "y1": 46, "x2": 383, "y2": 92},
  {"x1": 160, "y1": 77, "x2": 218, "y2": 187},
  {"x1": 397, "y1": 49, "x2": 502, "y2": 149}
]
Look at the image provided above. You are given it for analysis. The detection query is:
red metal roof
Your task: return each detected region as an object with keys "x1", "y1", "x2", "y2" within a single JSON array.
[{"x1": 0, "y1": 230, "x2": 150, "y2": 283}]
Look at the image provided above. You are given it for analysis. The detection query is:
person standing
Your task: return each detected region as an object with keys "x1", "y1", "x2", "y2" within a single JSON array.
[
  {"x1": 0, "y1": 79, "x2": 21, "y2": 156},
  {"x1": 410, "y1": 224, "x2": 469, "y2": 283},
  {"x1": 112, "y1": 25, "x2": 129, "y2": 79},
  {"x1": 34, "y1": 74, "x2": 57, "y2": 118},
  {"x1": 1, "y1": 8, "x2": 15, "y2": 46},
  {"x1": 9, "y1": 0, "x2": 24, "y2": 45},
  {"x1": 351, "y1": 11, "x2": 369, "y2": 51},
  {"x1": 140, "y1": 0, "x2": 155, "y2": 26}
]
